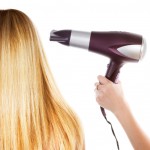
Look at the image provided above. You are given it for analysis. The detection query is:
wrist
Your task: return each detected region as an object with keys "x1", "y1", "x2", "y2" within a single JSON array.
[{"x1": 113, "y1": 98, "x2": 129, "y2": 118}]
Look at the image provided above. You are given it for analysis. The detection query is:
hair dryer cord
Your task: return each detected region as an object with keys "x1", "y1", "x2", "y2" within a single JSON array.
[{"x1": 100, "y1": 107, "x2": 120, "y2": 150}]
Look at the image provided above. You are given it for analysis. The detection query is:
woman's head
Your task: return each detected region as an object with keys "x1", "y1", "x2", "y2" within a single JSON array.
[
  {"x1": 0, "y1": 9, "x2": 43, "y2": 102},
  {"x1": 0, "y1": 9, "x2": 84, "y2": 150}
]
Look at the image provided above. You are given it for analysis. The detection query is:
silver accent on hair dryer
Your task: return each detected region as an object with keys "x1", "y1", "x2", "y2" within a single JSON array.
[{"x1": 70, "y1": 31, "x2": 91, "y2": 49}]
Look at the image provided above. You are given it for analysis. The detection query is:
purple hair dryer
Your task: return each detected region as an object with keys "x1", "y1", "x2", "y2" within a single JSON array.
[
  {"x1": 50, "y1": 30, "x2": 145, "y2": 83},
  {"x1": 50, "y1": 30, "x2": 146, "y2": 149}
]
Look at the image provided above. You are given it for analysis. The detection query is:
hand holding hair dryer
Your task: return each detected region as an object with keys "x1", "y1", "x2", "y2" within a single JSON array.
[{"x1": 50, "y1": 30, "x2": 146, "y2": 150}]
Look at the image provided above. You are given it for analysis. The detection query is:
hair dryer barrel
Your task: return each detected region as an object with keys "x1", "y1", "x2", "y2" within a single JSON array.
[{"x1": 50, "y1": 30, "x2": 146, "y2": 82}]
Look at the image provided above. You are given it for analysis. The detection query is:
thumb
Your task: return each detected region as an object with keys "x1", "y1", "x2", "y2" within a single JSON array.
[{"x1": 97, "y1": 75, "x2": 111, "y2": 85}]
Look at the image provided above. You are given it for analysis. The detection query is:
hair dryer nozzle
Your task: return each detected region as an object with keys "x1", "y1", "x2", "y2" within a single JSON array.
[
  {"x1": 139, "y1": 37, "x2": 146, "y2": 61},
  {"x1": 50, "y1": 30, "x2": 71, "y2": 46}
]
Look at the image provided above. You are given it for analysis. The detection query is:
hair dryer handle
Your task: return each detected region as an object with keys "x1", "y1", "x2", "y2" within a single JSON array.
[
  {"x1": 100, "y1": 60, "x2": 123, "y2": 117},
  {"x1": 105, "y1": 60, "x2": 124, "y2": 84}
]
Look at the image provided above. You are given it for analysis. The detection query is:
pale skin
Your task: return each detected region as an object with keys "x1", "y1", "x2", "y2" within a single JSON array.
[{"x1": 95, "y1": 75, "x2": 150, "y2": 150}]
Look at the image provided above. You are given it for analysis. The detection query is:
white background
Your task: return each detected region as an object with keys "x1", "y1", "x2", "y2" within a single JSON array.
[{"x1": 1, "y1": 0, "x2": 150, "y2": 149}]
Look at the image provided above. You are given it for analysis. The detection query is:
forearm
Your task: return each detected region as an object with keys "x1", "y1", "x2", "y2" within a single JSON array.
[
  {"x1": 114, "y1": 101, "x2": 150, "y2": 150},
  {"x1": 95, "y1": 76, "x2": 150, "y2": 149}
]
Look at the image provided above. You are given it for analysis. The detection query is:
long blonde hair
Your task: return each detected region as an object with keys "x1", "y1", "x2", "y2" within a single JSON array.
[{"x1": 0, "y1": 9, "x2": 84, "y2": 150}]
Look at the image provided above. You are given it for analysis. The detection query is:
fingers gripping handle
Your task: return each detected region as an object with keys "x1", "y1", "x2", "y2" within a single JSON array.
[{"x1": 101, "y1": 60, "x2": 123, "y2": 117}]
